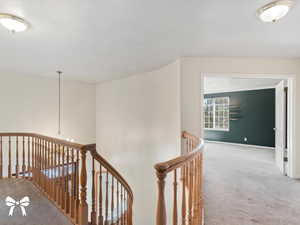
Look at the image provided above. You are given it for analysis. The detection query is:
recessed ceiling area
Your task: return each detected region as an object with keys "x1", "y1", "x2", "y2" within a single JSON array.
[
  {"x1": 204, "y1": 77, "x2": 282, "y2": 94},
  {"x1": 0, "y1": 0, "x2": 299, "y2": 82}
]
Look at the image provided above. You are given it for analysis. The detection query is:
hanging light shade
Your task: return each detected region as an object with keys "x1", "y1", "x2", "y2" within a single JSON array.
[
  {"x1": 0, "y1": 13, "x2": 30, "y2": 32},
  {"x1": 257, "y1": 0, "x2": 294, "y2": 23}
]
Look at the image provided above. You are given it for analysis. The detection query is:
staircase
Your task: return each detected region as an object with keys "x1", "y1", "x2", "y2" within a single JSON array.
[{"x1": 0, "y1": 131, "x2": 203, "y2": 225}]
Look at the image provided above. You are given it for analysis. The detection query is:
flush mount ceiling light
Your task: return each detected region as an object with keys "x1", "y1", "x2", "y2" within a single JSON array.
[
  {"x1": 257, "y1": 0, "x2": 294, "y2": 23},
  {"x1": 0, "y1": 13, "x2": 29, "y2": 32}
]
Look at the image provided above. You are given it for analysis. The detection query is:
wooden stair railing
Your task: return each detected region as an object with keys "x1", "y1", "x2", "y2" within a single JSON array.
[
  {"x1": 0, "y1": 133, "x2": 133, "y2": 225},
  {"x1": 154, "y1": 131, "x2": 204, "y2": 225},
  {"x1": 85, "y1": 144, "x2": 133, "y2": 225}
]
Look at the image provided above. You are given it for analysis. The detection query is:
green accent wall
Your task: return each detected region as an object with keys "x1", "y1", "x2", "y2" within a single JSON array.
[{"x1": 204, "y1": 88, "x2": 275, "y2": 147}]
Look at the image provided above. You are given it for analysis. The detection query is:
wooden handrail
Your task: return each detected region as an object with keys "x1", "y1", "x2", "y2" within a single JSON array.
[
  {"x1": 154, "y1": 131, "x2": 204, "y2": 225},
  {"x1": 0, "y1": 132, "x2": 84, "y2": 149},
  {"x1": 85, "y1": 144, "x2": 133, "y2": 225},
  {"x1": 86, "y1": 145, "x2": 134, "y2": 201},
  {"x1": 154, "y1": 139, "x2": 204, "y2": 173}
]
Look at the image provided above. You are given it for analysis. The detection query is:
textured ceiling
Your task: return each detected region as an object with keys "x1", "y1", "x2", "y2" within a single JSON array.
[{"x1": 0, "y1": 0, "x2": 299, "y2": 82}]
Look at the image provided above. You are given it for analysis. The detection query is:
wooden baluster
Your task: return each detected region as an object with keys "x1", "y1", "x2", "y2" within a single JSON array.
[
  {"x1": 42, "y1": 140, "x2": 45, "y2": 188},
  {"x1": 32, "y1": 137, "x2": 35, "y2": 180},
  {"x1": 40, "y1": 139, "x2": 43, "y2": 186},
  {"x1": 48, "y1": 141, "x2": 51, "y2": 194},
  {"x1": 45, "y1": 140, "x2": 47, "y2": 189},
  {"x1": 123, "y1": 187, "x2": 126, "y2": 225},
  {"x1": 111, "y1": 176, "x2": 114, "y2": 224},
  {"x1": 122, "y1": 187, "x2": 127, "y2": 225},
  {"x1": 16, "y1": 136, "x2": 19, "y2": 178},
  {"x1": 156, "y1": 170, "x2": 167, "y2": 225},
  {"x1": 105, "y1": 171, "x2": 109, "y2": 225},
  {"x1": 36, "y1": 138, "x2": 38, "y2": 182},
  {"x1": 188, "y1": 161, "x2": 193, "y2": 225},
  {"x1": 124, "y1": 187, "x2": 126, "y2": 225},
  {"x1": 0, "y1": 136, "x2": 2, "y2": 179},
  {"x1": 173, "y1": 169, "x2": 178, "y2": 225},
  {"x1": 117, "y1": 182, "x2": 119, "y2": 225},
  {"x1": 54, "y1": 143, "x2": 58, "y2": 202},
  {"x1": 66, "y1": 147, "x2": 70, "y2": 214},
  {"x1": 51, "y1": 142, "x2": 55, "y2": 201},
  {"x1": 195, "y1": 156, "x2": 198, "y2": 224},
  {"x1": 199, "y1": 153, "x2": 203, "y2": 224},
  {"x1": 80, "y1": 148, "x2": 88, "y2": 225},
  {"x1": 120, "y1": 187, "x2": 123, "y2": 225},
  {"x1": 37, "y1": 138, "x2": 40, "y2": 183},
  {"x1": 91, "y1": 158, "x2": 96, "y2": 225},
  {"x1": 31, "y1": 137, "x2": 35, "y2": 180},
  {"x1": 76, "y1": 149, "x2": 80, "y2": 224},
  {"x1": 50, "y1": 142, "x2": 53, "y2": 198},
  {"x1": 8, "y1": 136, "x2": 11, "y2": 178},
  {"x1": 123, "y1": 190, "x2": 126, "y2": 225},
  {"x1": 128, "y1": 195, "x2": 132, "y2": 225},
  {"x1": 182, "y1": 166, "x2": 186, "y2": 225},
  {"x1": 98, "y1": 165, "x2": 103, "y2": 225},
  {"x1": 192, "y1": 159, "x2": 197, "y2": 225},
  {"x1": 22, "y1": 136, "x2": 25, "y2": 178},
  {"x1": 197, "y1": 155, "x2": 202, "y2": 224},
  {"x1": 39, "y1": 139, "x2": 42, "y2": 185},
  {"x1": 28, "y1": 136, "x2": 31, "y2": 178},
  {"x1": 45, "y1": 141, "x2": 48, "y2": 191},
  {"x1": 126, "y1": 193, "x2": 129, "y2": 225},
  {"x1": 71, "y1": 148, "x2": 75, "y2": 219},
  {"x1": 62, "y1": 146, "x2": 65, "y2": 210},
  {"x1": 58, "y1": 145, "x2": 62, "y2": 206},
  {"x1": 39, "y1": 138, "x2": 42, "y2": 185}
]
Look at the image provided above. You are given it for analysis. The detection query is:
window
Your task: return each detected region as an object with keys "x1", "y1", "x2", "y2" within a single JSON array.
[{"x1": 204, "y1": 97, "x2": 229, "y2": 131}]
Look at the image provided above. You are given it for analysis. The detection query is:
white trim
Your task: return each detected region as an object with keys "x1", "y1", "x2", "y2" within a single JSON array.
[
  {"x1": 205, "y1": 140, "x2": 275, "y2": 150},
  {"x1": 204, "y1": 128, "x2": 229, "y2": 132},
  {"x1": 201, "y1": 72, "x2": 296, "y2": 178},
  {"x1": 204, "y1": 85, "x2": 276, "y2": 94}
]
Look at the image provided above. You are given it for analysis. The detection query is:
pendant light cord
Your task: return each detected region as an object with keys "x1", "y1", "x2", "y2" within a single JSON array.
[{"x1": 57, "y1": 71, "x2": 62, "y2": 135}]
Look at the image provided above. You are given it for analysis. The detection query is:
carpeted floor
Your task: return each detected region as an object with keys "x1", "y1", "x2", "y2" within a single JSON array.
[
  {"x1": 0, "y1": 179, "x2": 72, "y2": 225},
  {"x1": 204, "y1": 142, "x2": 300, "y2": 225}
]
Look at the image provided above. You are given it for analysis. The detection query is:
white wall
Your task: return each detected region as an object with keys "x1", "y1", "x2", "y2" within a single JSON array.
[
  {"x1": 0, "y1": 74, "x2": 96, "y2": 144},
  {"x1": 96, "y1": 61, "x2": 181, "y2": 225},
  {"x1": 180, "y1": 57, "x2": 300, "y2": 177}
]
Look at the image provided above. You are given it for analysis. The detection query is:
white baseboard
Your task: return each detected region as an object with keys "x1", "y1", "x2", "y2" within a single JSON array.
[{"x1": 205, "y1": 140, "x2": 275, "y2": 150}]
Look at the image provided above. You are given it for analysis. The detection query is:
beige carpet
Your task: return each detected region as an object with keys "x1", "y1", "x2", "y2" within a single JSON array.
[
  {"x1": 0, "y1": 179, "x2": 73, "y2": 225},
  {"x1": 204, "y1": 142, "x2": 300, "y2": 225}
]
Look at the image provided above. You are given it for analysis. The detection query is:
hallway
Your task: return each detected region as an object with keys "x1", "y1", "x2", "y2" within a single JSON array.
[
  {"x1": 0, "y1": 179, "x2": 72, "y2": 225},
  {"x1": 204, "y1": 142, "x2": 300, "y2": 225}
]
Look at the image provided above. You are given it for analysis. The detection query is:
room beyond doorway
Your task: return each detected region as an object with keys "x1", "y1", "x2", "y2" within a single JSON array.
[{"x1": 200, "y1": 73, "x2": 296, "y2": 177}]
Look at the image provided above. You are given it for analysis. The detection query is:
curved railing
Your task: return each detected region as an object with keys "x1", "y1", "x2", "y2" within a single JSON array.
[
  {"x1": 87, "y1": 144, "x2": 133, "y2": 225},
  {"x1": 154, "y1": 131, "x2": 204, "y2": 225},
  {"x1": 0, "y1": 133, "x2": 133, "y2": 225}
]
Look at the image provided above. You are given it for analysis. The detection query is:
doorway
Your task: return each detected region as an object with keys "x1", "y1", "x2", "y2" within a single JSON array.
[{"x1": 200, "y1": 73, "x2": 295, "y2": 177}]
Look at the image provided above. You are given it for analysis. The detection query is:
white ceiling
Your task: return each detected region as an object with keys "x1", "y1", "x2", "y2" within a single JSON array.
[
  {"x1": 204, "y1": 77, "x2": 282, "y2": 94},
  {"x1": 0, "y1": 0, "x2": 299, "y2": 82}
]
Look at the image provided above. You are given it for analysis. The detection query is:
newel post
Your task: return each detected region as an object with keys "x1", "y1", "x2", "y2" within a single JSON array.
[
  {"x1": 80, "y1": 148, "x2": 88, "y2": 225},
  {"x1": 156, "y1": 170, "x2": 167, "y2": 225}
]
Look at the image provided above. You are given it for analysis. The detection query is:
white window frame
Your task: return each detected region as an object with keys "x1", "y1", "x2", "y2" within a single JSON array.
[{"x1": 204, "y1": 97, "x2": 230, "y2": 131}]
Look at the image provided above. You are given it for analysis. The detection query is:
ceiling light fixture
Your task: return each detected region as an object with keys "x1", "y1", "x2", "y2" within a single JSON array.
[
  {"x1": 257, "y1": 0, "x2": 294, "y2": 23},
  {"x1": 0, "y1": 13, "x2": 29, "y2": 32}
]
